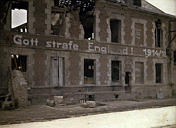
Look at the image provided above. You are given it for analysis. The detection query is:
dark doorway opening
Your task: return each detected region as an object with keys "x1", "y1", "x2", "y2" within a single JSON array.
[
  {"x1": 125, "y1": 72, "x2": 130, "y2": 85},
  {"x1": 155, "y1": 63, "x2": 162, "y2": 83},
  {"x1": 125, "y1": 72, "x2": 131, "y2": 92},
  {"x1": 84, "y1": 59, "x2": 95, "y2": 84},
  {"x1": 111, "y1": 60, "x2": 120, "y2": 82}
]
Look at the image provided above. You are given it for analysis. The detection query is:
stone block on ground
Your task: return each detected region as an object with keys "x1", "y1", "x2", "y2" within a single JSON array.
[
  {"x1": 2, "y1": 100, "x2": 14, "y2": 110},
  {"x1": 46, "y1": 99, "x2": 55, "y2": 107},
  {"x1": 80, "y1": 101, "x2": 96, "y2": 108},
  {"x1": 54, "y1": 96, "x2": 64, "y2": 106},
  {"x1": 157, "y1": 87, "x2": 172, "y2": 99}
]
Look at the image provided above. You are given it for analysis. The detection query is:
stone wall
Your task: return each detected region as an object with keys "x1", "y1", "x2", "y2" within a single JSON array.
[{"x1": 0, "y1": 47, "x2": 10, "y2": 95}]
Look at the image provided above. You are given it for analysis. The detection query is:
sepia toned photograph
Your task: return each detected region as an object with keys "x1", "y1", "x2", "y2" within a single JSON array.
[{"x1": 0, "y1": 0, "x2": 176, "y2": 127}]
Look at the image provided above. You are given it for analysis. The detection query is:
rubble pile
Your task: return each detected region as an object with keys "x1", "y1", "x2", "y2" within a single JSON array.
[{"x1": 11, "y1": 70, "x2": 28, "y2": 108}]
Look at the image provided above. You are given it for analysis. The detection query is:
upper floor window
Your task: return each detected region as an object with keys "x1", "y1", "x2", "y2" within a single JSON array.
[
  {"x1": 155, "y1": 19, "x2": 163, "y2": 48},
  {"x1": 11, "y1": 1, "x2": 28, "y2": 33},
  {"x1": 135, "y1": 23, "x2": 144, "y2": 46},
  {"x1": 80, "y1": 14, "x2": 95, "y2": 40},
  {"x1": 110, "y1": 19, "x2": 121, "y2": 43},
  {"x1": 53, "y1": 0, "x2": 95, "y2": 39},
  {"x1": 51, "y1": 10, "x2": 65, "y2": 36}
]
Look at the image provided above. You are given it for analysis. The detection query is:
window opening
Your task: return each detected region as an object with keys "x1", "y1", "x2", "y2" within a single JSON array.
[
  {"x1": 155, "y1": 63, "x2": 162, "y2": 83},
  {"x1": 53, "y1": 0, "x2": 95, "y2": 39},
  {"x1": 11, "y1": 1, "x2": 28, "y2": 33},
  {"x1": 135, "y1": 23, "x2": 144, "y2": 46},
  {"x1": 155, "y1": 19, "x2": 163, "y2": 47},
  {"x1": 111, "y1": 60, "x2": 121, "y2": 82},
  {"x1": 110, "y1": 19, "x2": 121, "y2": 43},
  {"x1": 174, "y1": 51, "x2": 176, "y2": 65},
  {"x1": 125, "y1": 72, "x2": 132, "y2": 92},
  {"x1": 84, "y1": 59, "x2": 95, "y2": 84},
  {"x1": 114, "y1": 94, "x2": 119, "y2": 99},
  {"x1": 133, "y1": 0, "x2": 141, "y2": 6},
  {"x1": 125, "y1": 72, "x2": 130, "y2": 85},
  {"x1": 80, "y1": 13, "x2": 94, "y2": 40},
  {"x1": 11, "y1": 54, "x2": 27, "y2": 72},
  {"x1": 87, "y1": 95, "x2": 95, "y2": 101},
  {"x1": 51, "y1": 9, "x2": 65, "y2": 35}
]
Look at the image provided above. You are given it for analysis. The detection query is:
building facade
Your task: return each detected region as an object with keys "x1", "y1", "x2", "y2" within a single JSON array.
[{"x1": 0, "y1": 0, "x2": 176, "y2": 104}]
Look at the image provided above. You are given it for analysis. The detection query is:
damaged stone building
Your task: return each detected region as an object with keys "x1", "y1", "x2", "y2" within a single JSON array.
[{"x1": 0, "y1": 0, "x2": 176, "y2": 105}]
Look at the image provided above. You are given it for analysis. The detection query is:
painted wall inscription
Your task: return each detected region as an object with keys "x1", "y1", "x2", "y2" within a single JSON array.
[{"x1": 13, "y1": 35, "x2": 166, "y2": 58}]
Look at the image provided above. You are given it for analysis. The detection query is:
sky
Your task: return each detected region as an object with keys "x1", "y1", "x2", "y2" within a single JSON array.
[
  {"x1": 12, "y1": 9, "x2": 27, "y2": 28},
  {"x1": 145, "y1": 0, "x2": 176, "y2": 16},
  {"x1": 12, "y1": 0, "x2": 176, "y2": 28}
]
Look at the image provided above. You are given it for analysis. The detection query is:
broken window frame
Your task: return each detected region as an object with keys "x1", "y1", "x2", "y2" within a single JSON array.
[
  {"x1": 155, "y1": 19, "x2": 163, "y2": 48},
  {"x1": 11, "y1": 0, "x2": 28, "y2": 33},
  {"x1": 53, "y1": 0, "x2": 96, "y2": 39},
  {"x1": 155, "y1": 63, "x2": 163, "y2": 83},
  {"x1": 111, "y1": 60, "x2": 121, "y2": 83},
  {"x1": 53, "y1": 0, "x2": 95, "y2": 15},
  {"x1": 11, "y1": 54, "x2": 27, "y2": 72},
  {"x1": 80, "y1": 12, "x2": 95, "y2": 40},
  {"x1": 110, "y1": 19, "x2": 121, "y2": 43},
  {"x1": 51, "y1": 7, "x2": 66, "y2": 35},
  {"x1": 84, "y1": 59, "x2": 96, "y2": 84}
]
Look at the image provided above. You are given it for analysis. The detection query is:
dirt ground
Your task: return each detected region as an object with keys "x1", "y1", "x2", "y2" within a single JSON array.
[{"x1": 0, "y1": 98, "x2": 176, "y2": 125}]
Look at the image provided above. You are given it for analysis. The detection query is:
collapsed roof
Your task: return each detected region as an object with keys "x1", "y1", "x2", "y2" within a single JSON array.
[{"x1": 54, "y1": 0, "x2": 95, "y2": 14}]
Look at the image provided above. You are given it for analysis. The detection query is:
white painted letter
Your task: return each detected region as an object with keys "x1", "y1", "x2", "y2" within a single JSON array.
[
  {"x1": 123, "y1": 48, "x2": 128, "y2": 55},
  {"x1": 34, "y1": 38, "x2": 38, "y2": 46},
  {"x1": 73, "y1": 44, "x2": 79, "y2": 51},
  {"x1": 23, "y1": 39, "x2": 29, "y2": 45},
  {"x1": 46, "y1": 41, "x2": 52, "y2": 48},
  {"x1": 88, "y1": 43, "x2": 94, "y2": 52},
  {"x1": 94, "y1": 46, "x2": 100, "y2": 52},
  {"x1": 101, "y1": 47, "x2": 107, "y2": 54},
  {"x1": 62, "y1": 43, "x2": 68, "y2": 49},
  {"x1": 56, "y1": 42, "x2": 62, "y2": 48},
  {"x1": 68, "y1": 41, "x2": 73, "y2": 50},
  {"x1": 13, "y1": 35, "x2": 22, "y2": 45},
  {"x1": 130, "y1": 47, "x2": 134, "y2": 55}
]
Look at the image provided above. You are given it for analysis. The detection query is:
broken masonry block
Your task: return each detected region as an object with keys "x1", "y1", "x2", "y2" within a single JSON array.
[
  {"x1": 46, "y1": 99, "x2": 55, "y2": 107},
  {"x1": 2, "y1": 100, "x2": 14, "y2": 110},
  {"x1": 54, "y1": 96, "x2": 64, "y2": 106},
  {"x1": 80, "y1": 101, "x2": 96, "y2": 108}
]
